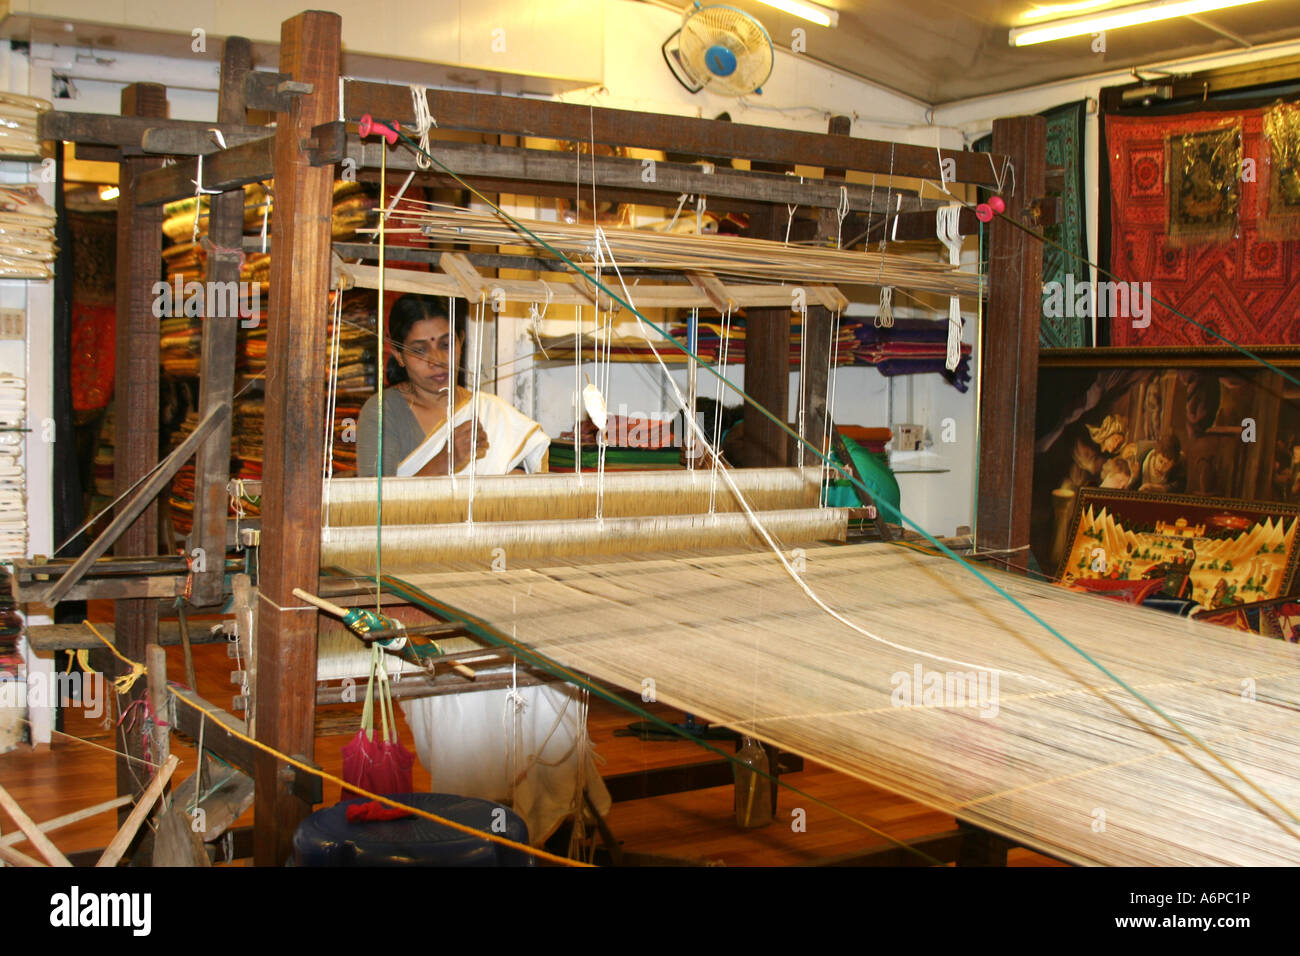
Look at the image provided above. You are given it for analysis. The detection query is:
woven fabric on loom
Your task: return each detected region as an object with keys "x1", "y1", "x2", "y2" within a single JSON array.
[
  {"x1": 977, "y1": 100, "x2": 1091, "y2": 348},
  {"x1": 1106, "y1": 107, "x2": 1300, "y2": 347},
  {"x1": 396, "y1": 542, "x2": 1300, "y2": 866}
]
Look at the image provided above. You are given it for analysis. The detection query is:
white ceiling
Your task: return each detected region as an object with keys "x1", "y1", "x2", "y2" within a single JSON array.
[{"x1": 711, "y1": 0, "x2": 1300, "y2": 104}]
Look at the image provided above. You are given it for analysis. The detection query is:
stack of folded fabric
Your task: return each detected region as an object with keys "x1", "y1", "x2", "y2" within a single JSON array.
[
  {"x1": 851, "y1": 318, "x2": 973, "y2": 391},
  {"x1": 160, "y1": 316, "x2": 202, "y2": 377},
  {"x1": 0, "y1": 373, "x2": 26, "y2": 558},
  {"x1": 0, "y1": 185, "x2": 56, "y2": 279},
  {"x1": 0, "y1": 92, "x2": 52, "y2": 157}
]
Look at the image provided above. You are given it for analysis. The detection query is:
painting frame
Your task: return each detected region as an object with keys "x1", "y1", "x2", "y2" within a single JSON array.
[{"x1": 1055, "y1": 486, "x2": 1300, "y2": 610}]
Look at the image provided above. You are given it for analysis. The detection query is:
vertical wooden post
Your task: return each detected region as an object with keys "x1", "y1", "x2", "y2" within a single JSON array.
[
  {"x1": 113, "y1": 82, "x2": 166, "y2": 816},
  {"x1": 742, "y1": 204, "x2": 790, "y2": 467},
  {"x1": 976, "y1": 116, "x2": 1046, "y2": 564},
  {"x1": 146, "y1": 643, "x2": 170, "y2": 766},
  {"x1": 253, "y1": 10, "x2": 340, "y2": 866},
  {"x1": 189, "y1": 36, "x2": 253, "y2": 609},
  {"x1": 800, "y1": 114, "x2": 852, "y2": 465}
]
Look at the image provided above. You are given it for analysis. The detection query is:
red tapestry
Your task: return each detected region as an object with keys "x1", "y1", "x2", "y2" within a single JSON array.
[
  {"x1": 71, "y1": 302, "x2": 115, "y2": 412},
  {"x1": 1106, "y1": 109, "x2": 1300, "y2": 347}
]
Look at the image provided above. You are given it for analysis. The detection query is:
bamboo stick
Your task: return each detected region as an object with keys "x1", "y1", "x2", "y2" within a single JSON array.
[
  {"x1": 0, "y1": 795, "x2": 132, "y2": 848},
  {"x1": 96, "y1": 755, "x2": 180, "y2": 868},
  {"x1": 0, "y1": 785, "x2": 72, "y2": 867}
]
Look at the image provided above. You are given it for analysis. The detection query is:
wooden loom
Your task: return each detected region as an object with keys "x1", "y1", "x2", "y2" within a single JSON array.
[{"x1": 12, "y1": 8, "x2": 1126, "y2": 866}]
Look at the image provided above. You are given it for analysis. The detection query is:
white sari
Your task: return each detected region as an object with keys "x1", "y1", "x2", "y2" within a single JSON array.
[
  {"x1": 396, "y1": 390, "x2": 610, "y2": 844},
  {"x1": 396, "y1": 391, "x2": 550, "y2": 476}
]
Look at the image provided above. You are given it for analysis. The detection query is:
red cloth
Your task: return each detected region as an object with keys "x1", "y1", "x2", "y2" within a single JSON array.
[
  {"x1": 70, "y1": 303, "x2": 115, "y2": 411},
  {"x1": 340, "y1": 730, "x2": 415, "y2": 801},
  {"x1": 1106, "y1": 109, "x2": 1300, "y2": 346},
  {"x1": 345, "y1": 800, "x2": 414, "y2": 823}
]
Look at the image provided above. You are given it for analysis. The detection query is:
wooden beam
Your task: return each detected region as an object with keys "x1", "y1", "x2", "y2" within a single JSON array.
[
  {"x1": 976, "y1": 116, "x2": 1046, "y2": 564},
  {"x1": 113, "y1": 82, "x2": 167, "y2": 822},
  {"x1": 347, "y1": 138, "x2": 939, "y2": 214},
  {"x1": 40, "y1": 111, "x2": 264, "y2": 152},
  {"x1": 25, "y1": 620, "x2": 229, "y2": 652},
  {"x1": 253, "y1": 10, "x2": 341, "y2": 867},
  {"x1": 41, "y1": 403, "x2": 230, "y2": 606},
  {"x1": 135, "y1": 134, "x2": 272, "y2": 207},
  {"x1": 171, "y1": 687, "x2": 257, "y2": 772},
  {"x1": 344, "y1": 81, "x2": 1007, "y2": 186},
  {"x1": 189, "y1": 36, "x2": 253, "y2": 609}
]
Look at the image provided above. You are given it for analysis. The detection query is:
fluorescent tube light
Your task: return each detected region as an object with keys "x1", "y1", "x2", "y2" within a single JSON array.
[
  {"x1": 1009, "y1": 0, "x2": 1267, "y2": 46},
  {"x1": 754, "y1": 0, "x2": 839, "y2": 28}
]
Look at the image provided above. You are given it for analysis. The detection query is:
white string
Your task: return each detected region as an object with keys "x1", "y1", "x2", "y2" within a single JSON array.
[
  {"x1": 586, "y1": 233, "x2": 1046, "y2": 685},
  {"x1": 820, "y1": 306, "x2": 843, "y2": 508},
  {"x1": 338, "y1": 77, "x2": 346, "y2": 123},
  {"x1": 321, "y1": 289, "x2": 344, "y2": 540},
  {"x1": 447, "y1": 297, "x2": 457, "y2": 487},
  {"x1": 836, "y1": 184, "x2": 849, "y2": 249},
  {"x1": 685, "y1": 306, "x2": 699, "y2": 472},
  {"x1": 467, "y1": 294, "x2": 487, "y2": 522},
  {"x1": 409, "y1": 84, "x2": 436, "y2": 171},
  {"x1": 259, "y1": 184, "x2": 271, "y2": 254},
  {"x1": 573, "y1": 304, "x2": 583, "y2": 489},
  {"x1": 936, "y1": 203, "x2": 964, "y2": 372},
  {"x1": 666, "y1": 193, "x2": 689, "y2": 232},
  {"x1": 796, "y1": 300, "x2": 808, "y2": 469},
  {"x1": 876, "y1": 286, "x2": 895, "y2": 328},
  {"x1": 988, "y1": 152, "x2": 1015, "y2": 196},
  {"x1": 708, "y1": 302, "x2": 733, "y2": 516},
  {"x1": 784, "y1": 203, "x2": 797, "y2": 246}
]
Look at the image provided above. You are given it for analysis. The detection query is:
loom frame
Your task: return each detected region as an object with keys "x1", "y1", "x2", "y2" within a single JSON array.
[{"x1": 25, "y1": 8, "x2": 1047, "y2": 864}]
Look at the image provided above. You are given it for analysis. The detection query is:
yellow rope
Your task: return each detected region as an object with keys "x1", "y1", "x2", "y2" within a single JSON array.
[
  {"x1": 84, "y1": 621, "x2": 147, "y2": 695},
  {"x1": 80, "y1": 620, "x2": 588, "y2": 867}
]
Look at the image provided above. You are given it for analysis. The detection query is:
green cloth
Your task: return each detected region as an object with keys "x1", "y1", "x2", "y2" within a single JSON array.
[{"x1": 825, "y1": 435, "x2": 900, "y2": 517}]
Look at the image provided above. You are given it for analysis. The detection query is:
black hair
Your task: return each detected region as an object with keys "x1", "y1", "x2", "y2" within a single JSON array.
[{"x1": 385, "y1": 294, "x2": 465, "y2": 386}]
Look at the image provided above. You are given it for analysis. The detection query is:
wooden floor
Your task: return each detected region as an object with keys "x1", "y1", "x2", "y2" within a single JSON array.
[{"x1": 0, "y1": 638, "x2": 1063, "y2": 867}]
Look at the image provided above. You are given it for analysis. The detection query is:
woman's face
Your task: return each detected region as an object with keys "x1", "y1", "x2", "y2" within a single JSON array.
[{"x1": 397, "y1": 316, "x2": 459, "y2": 393}]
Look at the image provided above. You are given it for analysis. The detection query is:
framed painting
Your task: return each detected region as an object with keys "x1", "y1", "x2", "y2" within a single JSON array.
[
  {"x1": 1055, "y1": 487, "x2": 1300, "y2": 611},
  {"x1": 1032, "y1": 362, "x2": 1298, "y2": 575}
]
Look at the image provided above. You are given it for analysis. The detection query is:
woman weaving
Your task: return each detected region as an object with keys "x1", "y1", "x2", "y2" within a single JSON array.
[
  {"x1": 356, "y1": 294, "x2": 550, "y2": 478},
  {"x1": 356, "y1": 293, "x2": 609, "y2": 848}
]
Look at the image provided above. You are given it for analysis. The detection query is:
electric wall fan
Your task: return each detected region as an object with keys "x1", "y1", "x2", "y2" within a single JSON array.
[{"x1": 662, "y1": 3, "x2": 774, "y2": 96}]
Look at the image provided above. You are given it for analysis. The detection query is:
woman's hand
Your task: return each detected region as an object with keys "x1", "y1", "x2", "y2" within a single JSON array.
[{"x1": 417, "y1": 420, "x2": 489, "y2": 476}]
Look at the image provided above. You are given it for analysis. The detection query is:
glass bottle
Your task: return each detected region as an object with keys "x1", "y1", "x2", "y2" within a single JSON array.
[{"x1": 733, "y1": 736, "x2": 774, "y2": 828}]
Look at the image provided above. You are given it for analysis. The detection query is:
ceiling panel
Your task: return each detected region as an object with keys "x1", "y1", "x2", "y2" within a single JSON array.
[{"x1": 693, "y1": 0, "x2": 1300, "y2": 104}]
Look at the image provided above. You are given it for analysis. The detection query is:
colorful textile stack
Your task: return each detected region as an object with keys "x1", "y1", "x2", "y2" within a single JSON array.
[{"x1": 850, "y1": 319, "x2": 973, "y2": 392}]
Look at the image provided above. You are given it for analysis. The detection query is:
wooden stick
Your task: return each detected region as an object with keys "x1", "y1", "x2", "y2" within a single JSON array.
[
  {"x1": 291, "y1": 586, "x2": 349, "y2": 619},
  {"x1": 96, "y1": 754, "x2": 180, "y2": 868},
  {"x1": 42, "y1": 402, "x2": 231, "y2": 606},
  {"x1": 0, "y1": 795, "x2": 132, "y2": 848},
  {"x1": 0, "y1": 785, "x2": 72, "y2": 867},
  {"x1": 0, "y1": 844, "x2": 47, "y2": 867}
]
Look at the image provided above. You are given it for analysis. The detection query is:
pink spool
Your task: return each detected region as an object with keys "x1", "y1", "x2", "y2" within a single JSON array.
[
  {"x1": 975, "y1": 203, "x2": 994, "y2": 223},
  {"x1": 358, "y1": 114, "x2": 400, "y2": 145},
  {"x1": 987, "y1": 195, "x2": 1006, "y2": 214}
]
